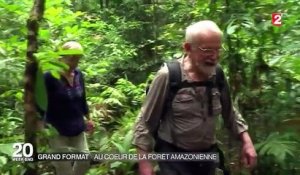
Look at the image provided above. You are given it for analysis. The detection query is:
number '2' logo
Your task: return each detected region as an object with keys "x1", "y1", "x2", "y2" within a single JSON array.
[
  {"x1": 272, "y1": 13, "x2": 282, "y2": 26},
  {"x1": 12, "y1": 143, "x2": 33, "y2": 158}
]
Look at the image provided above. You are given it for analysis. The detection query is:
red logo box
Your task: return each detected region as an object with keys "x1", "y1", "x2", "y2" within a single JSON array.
[{"x1": 272, "y1": 13, "x2": 282, "y2": 26}]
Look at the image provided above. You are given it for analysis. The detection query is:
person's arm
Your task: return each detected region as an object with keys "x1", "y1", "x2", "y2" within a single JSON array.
[
  {"x1": 132, "y1": 65, "x2": 169, "y2": 175},
  {"x1": 239, "y1": 131, "x2": 257, "y2": 169}
]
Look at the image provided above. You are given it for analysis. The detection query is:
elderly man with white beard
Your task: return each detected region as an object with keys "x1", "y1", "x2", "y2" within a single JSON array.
[{"x1": 132, "y1": 20, "x2": 257, "y2": 175}]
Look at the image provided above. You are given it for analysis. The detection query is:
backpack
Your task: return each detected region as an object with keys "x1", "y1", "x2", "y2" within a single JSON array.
[
  {"x1": 146, "y1": 60, "x2": 227, "y2": 116},
  {"x1": 147, "y1": 60, "x2": 231, "y2": 175}
]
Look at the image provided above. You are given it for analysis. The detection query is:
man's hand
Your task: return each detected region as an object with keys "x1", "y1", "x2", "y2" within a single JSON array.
[
  {"x1": 139, "y1": 160, "x2": 154, "y2": 175},
  {"x1": 85, "y1": 119, "x2": 95, "y2": 134},
  {"x1": 138, "y1": 148, "x2": 154, "y2": 175},
  {"x1": 241, "y1": 142, "x2": 257, "y2": 169},
  {"x1": 240, "y1": 132, "x2": 257, "y2": 169}
]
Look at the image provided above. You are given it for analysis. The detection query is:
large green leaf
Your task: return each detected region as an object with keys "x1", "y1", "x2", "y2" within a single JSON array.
[
  {"x1": 34, "y1": 68, "x2": 47, "y2": 113},
  {"x1": 255, "y1": 132, "x2": 299, "y2": 165},
  {"x1": 0, "y1": 143, "x2": 15, "y2": 157}
]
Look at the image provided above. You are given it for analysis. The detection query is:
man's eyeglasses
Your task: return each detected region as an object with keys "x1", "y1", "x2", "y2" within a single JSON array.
[{"x1": 196, "y1": 45, "x2": 226, "y2": 55}]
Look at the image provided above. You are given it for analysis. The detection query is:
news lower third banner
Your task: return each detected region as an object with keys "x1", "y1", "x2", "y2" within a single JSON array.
[{"x1": 12, "y1": 152, "x2": 220, "y2": 162}]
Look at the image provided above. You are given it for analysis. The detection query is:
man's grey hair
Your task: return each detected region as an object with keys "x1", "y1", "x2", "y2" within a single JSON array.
[{"x1": 185, "y1": 20, "x2": 223, "y2": 44}]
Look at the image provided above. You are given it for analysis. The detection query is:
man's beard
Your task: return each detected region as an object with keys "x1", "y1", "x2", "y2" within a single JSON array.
[{"x1": 196, "y1": 62, "x2": 216, "y2": 77}]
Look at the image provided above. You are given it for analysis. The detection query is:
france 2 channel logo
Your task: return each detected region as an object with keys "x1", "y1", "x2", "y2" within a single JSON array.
[{"x1": 272, "y1": 13, "x2": 282, "y2": 26}]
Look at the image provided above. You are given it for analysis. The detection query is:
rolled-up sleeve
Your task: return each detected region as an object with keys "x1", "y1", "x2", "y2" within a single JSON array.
[
  {"x1": 220, "y1": 75, "x2": 248, "y2": 139},
  {"x1": 132, "y1": 65, "x2": 169, "y2": 152}
]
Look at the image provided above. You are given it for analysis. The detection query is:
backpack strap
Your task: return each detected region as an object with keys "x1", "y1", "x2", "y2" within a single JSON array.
[
  {"x1": 206, "y1": 65, "x2": 225, "y2": 116},
  {"x1": 215, "y1": 65, "x2": 225, "y2": 92},
  {"x1": 215, "y1": 65, "x2": 231, "y2": 117},
  {"x1": 213, "y1": 66, "x2": 231, "y2": 175},
  {"x1": 163, "y1": 61, "x2": 182, "y2": 109},
  {"x1": 166, "y1": 61, "x2": 182, "y2": 93}
]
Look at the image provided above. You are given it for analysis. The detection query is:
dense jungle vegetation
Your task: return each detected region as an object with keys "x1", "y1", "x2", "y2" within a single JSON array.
[{"x1": 0, "y1": 0, "x2": 299, "y2": 174}]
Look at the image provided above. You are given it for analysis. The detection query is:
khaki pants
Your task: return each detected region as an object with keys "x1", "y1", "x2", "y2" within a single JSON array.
[{"x1": 49, "y1": 132, "x2": 90, "y2": 175}]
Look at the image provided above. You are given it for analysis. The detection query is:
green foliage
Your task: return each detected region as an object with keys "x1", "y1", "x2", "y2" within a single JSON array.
[
  {"x1": 0, "y1": 143, "x2": 26, "y2": 174},
  {"x1": 268, "y1": 55, "x2": 300, "y2": 81},
  {"x1": 35, "y1": 68, "x2": 48, "y2": 112},
  {"x1": 87, "y1": 110, "x2": 138, "y2": 175},
  {"x1": 254, "y1": 132, "x2": 300, "y2": 174},
  {"x1": 0, "y1": 0, "x2": 299, "y2": 174},
  {"x1": 255, "y1": 132, "x2": 299, "y2": 164}
]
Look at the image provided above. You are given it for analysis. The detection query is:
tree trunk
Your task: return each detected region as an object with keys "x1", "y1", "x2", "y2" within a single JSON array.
[
  {"x1": 105, "y1": 0, "x2": 109, "y2": 8},
  {"x1": 24, "y1": 0, "x2": 45, "y2": 174},
  {"x1": 100, "y1": 0, "x2": 104, "y2": 8}
]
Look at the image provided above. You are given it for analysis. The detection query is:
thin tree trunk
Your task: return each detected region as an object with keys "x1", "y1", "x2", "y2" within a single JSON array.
[
  {"x1": 152, "y1": 0, "x2": 157, "y2": 61},
  {"x1": 105, "y1": 0, "x2": 109, "y2": 8},
  {"x1": 24, "y1": 0, "x2": 45, "y2": 174},
  {"x1": 100, "y1": 0, "x2": 104, "y2": 8}
]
